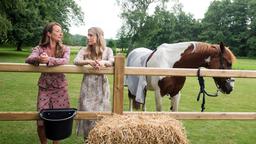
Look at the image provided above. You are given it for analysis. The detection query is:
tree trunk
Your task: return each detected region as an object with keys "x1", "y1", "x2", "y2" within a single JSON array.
[{"x1": 16, "y1": 41, "x2": 22, "y2": 51}]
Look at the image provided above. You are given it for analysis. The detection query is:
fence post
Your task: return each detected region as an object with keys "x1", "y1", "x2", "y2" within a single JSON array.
[{"x1": 112, "y1": 54, "x2": 125, "y2": 114}]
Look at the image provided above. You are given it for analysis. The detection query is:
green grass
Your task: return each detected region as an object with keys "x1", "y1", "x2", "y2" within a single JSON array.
[
  {"x1": 0, "y1": 47, "x2": 256, "y2": 144},
  {"x1": 233, "y1": 57, "x2": 256, "y2": 70}
]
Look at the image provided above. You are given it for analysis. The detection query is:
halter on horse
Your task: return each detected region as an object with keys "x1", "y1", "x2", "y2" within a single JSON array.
[{"x1": 126, "y1": 41, "x2": 236, "y2": 112}]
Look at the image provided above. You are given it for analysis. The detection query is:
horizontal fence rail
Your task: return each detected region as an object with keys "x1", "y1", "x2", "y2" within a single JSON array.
[
  {"x1": 126, "y1": 67, "x2": 256, "y2": 78},
  {"x1": 2, "y1": 63, "x2": 256, "y2": 77},
  {"x1": 0, "y1": 63, "x2": 113, "y2": 74},
  {"x1": 0, "y1": 112, "x2": 255, "y2": 121},
  {"x1": 0, "y1": 58, "x2": 256, "y2": 121}
]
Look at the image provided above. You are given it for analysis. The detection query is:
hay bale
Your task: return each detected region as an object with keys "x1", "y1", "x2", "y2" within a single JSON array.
[{"x1": 87, "y1": 114, "x2": 188, "y2": 144}]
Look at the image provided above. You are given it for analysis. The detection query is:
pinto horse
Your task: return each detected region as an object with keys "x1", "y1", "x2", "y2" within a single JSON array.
[{"x1": 126, "y1": 42, "x2": 236, "y2": 112}]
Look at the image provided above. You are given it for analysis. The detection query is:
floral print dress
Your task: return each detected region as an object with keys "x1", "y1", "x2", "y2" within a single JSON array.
[
  {"x1": 74, "y1": 47, "x2": 114, "y2": 138},
  {"x1": 25, "y1": 46, "x2": 70, "y2": 114}
]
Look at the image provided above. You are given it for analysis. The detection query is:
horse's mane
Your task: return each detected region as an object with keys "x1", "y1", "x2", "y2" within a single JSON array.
[
  {"x1": 226, "y1": 47, "x2": 236, "y2": 63},
  {"x1": 195, "y1": 42, "x2": 236, "y2": 63}
]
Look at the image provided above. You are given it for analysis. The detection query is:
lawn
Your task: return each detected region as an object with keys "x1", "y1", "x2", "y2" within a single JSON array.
[{"x1": 0, "y1": 47, "x2": 256, "y2": 144}]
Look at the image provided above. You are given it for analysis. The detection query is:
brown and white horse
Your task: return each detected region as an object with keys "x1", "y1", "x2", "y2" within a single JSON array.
[{"x1": 126, "y1": 42, "x2": 236, "y2": 112}]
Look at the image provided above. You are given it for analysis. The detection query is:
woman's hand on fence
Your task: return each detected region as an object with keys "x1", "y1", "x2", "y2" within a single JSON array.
[
  {"x1": 96, "y1": 60, "x2": 113, "y2": 68},
  {"x1": 39, "y1": 52, "x2": 49, "y2": 64},
  {"x1": 88, "y1": 60, "x2": 100, "y2": 70}
]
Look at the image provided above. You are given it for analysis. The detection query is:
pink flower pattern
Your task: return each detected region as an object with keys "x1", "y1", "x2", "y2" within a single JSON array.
[{"x1": 25, "y1": 45, "x2": 70, "y2": 115}]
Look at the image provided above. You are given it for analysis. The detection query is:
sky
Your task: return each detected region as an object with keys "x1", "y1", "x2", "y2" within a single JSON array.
[{"x1": 69, "y1": 0, "x2": 213, "y2": 39}]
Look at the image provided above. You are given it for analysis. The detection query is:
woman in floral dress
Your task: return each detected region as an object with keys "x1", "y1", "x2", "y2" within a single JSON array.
[
  {"x1": 25, "y1": 22, "x2": 70, "y2": 144},
  {"x1": 74, "y1": 27, "x2": 114, "y2": 140}
]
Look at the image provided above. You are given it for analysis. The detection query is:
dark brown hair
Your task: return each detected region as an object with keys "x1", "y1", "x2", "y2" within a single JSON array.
[{"x1": 39, "y1": 22, "x2": 64, "y2": 57}]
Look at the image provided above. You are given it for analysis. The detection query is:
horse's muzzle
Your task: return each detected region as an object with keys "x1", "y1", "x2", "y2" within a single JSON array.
[
  {"x1": 228, "y1": 78, "x2": 235, "y2": 88},
  {"x1": 223, "y1": 78, "x2": 235, "y2": 94}
]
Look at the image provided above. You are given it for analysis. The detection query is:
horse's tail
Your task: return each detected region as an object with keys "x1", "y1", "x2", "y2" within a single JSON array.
[
  {"x1": 128, "y1": 90, "x2": 142, "y2": 110},
  {"x1": 133, "y1": 100, "x2": 141, "y2": 110}
]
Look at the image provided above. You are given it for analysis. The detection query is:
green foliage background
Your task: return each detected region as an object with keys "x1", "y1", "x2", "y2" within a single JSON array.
[{"x1": 116, "y1": 0, "x2": 256, "y2": 57}]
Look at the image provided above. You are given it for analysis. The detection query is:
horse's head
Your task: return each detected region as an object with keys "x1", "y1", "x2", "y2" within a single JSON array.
[{"x1": 207, "y1": 42, "x2": 236, "y2": 94}]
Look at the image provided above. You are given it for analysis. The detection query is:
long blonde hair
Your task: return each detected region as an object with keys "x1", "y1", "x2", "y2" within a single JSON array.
[
  {"x1": 39, "y1": 22, "x2": 64, "y2": 58},
  {"x1": 86, "y1": 27, "x2": 106, "y2": 60}
]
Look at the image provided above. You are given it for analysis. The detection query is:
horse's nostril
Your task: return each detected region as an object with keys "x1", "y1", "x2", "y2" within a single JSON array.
[{"x1": 226, "y1": 86, "x2": 233, "y2": 94}]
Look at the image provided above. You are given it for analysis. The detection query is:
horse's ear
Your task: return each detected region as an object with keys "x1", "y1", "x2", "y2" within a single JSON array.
[{"x1": 220, "y1": 42, "x2": 225, "y2": 53}]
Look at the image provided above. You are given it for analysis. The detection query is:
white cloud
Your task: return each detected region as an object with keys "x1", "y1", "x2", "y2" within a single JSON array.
[{"x1": 69, "y1": 0, "x2": 212, "y2": 39}]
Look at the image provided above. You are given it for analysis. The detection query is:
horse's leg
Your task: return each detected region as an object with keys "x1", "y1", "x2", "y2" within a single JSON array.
[
  {"x1": 129, "y1": 98, "x2": 133, "y2": 112},
  {"x1": 142, "y1": 101, "x2": 146, "y2": 111},
  {"x1": 170, "y1": 92, "x2": 181, "y2": 112},
  {"x1": 128, "y1": 90, "x2": 133, "y2": 112},
  {"x1": 155, "y1": 88, "x2": 162, "y2": 111},
  {"x1": 142, "y1": 88, "x2": 147, "y2": 111}
]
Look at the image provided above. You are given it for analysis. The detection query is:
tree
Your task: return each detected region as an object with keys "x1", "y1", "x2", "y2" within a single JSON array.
[
  {"x1": 200, "y1": 0, "x2": 256, "y2": 57},
  {"x1": 7, "y1": 1, "x2": 44, "y2": 51},
  {"x1": 0, "y1": 0, "x2": 22, "y2": 44},
  {"x1": 116, "y1": 35, "x2": 129, "y2": 54},
  {"x1": 0, "y1": 13, "x2": 11, "y2": 44},
  {"x1": 117, "y1": 0, "x2": 256, "y2": 57},
  {"x1": 229, "y1": 0, "x2": 250, "y2": 56},
  {"x1": 0, "y1": 0, "x2": 84, "y2": 51},
  {"x1": 63, "y1": 33, "x2": 86, "y2": 46},
  {"x1": 247, "y1": 0, "x2": 256, "y2": 56},
  {"x1": 200, "y1": 0, "x2": 233, "y2": 44},
  {"x1": 117, "y1": 0, "x2": 169, "y2": 51},
  {"x1": 148, "y1": 6, "x2": 177, "y2": 48},
  {"x1": 117, "y1": 0, "x2": 201, "y2": 51},
  {"x1": 107, "y1": 39, "x2": 117, "y2": 55},
  {"x1": 148, "y1": 4, "x2": 201, "y2": 49}
]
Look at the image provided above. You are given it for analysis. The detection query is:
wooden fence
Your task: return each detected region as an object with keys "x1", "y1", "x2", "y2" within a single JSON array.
[{"x1": 0, "y1": 54, "x2": 255, "y2": 120}]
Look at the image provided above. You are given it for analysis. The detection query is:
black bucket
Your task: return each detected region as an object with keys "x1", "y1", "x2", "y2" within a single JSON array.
[{"x1": 39, "y1": 108, "x2": 77, "y2": 140}]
